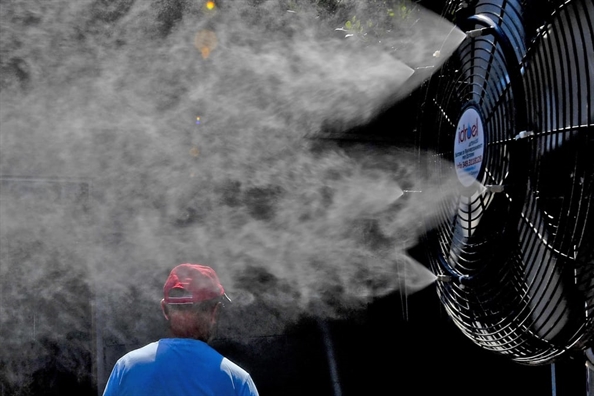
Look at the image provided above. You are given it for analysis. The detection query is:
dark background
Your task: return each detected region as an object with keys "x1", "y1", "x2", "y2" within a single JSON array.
[{"x1": 219, "y1": 289, "x2": 555, "y2": 396}]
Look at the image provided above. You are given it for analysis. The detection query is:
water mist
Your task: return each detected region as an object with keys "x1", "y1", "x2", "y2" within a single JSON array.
[{"x1": 0, "y1": 0, "x2": 465, "y2": 392}]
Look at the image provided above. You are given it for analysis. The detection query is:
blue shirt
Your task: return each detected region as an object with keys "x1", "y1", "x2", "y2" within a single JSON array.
[{"x1": 103, "y1": 338, "x2": 259, "y2": 396}]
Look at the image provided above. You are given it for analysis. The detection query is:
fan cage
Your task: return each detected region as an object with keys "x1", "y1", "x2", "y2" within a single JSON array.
[{"x1": 418, "y1": 0, "x2": 594, "y2": 365}]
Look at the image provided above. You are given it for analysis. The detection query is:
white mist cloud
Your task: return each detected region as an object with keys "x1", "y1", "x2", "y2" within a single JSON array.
[{"x1": 0, "y1": 0, "x2": 465, "y2": 357}]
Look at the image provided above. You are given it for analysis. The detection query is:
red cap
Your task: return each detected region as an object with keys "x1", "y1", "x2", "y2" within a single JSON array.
[{"x1": 163, "y1": 263, "x2": 229, "y2": 304}]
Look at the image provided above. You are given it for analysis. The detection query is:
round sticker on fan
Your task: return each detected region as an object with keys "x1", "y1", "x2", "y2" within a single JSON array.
[{"x1": 453, "y1": 107, "x2": 485, "y2": 187}]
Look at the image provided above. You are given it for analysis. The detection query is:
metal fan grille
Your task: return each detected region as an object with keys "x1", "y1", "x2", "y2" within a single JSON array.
[{"x1": 418, "y1": 0, "x2": 594, "y2": 365}]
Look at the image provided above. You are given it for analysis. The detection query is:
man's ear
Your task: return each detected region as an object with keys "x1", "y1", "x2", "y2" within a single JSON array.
[{"x1": 160, "y1": 299, "x2": 170, "y2": 320}]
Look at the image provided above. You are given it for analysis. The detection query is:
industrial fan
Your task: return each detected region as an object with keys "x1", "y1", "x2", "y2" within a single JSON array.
[{"x1": 416, "y1": 0, "x2": 594, "y2": 366}]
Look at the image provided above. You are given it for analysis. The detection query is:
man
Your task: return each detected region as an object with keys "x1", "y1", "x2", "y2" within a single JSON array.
[{"x1": 103, "y1": 263, "x2": 259, "y2": 396}]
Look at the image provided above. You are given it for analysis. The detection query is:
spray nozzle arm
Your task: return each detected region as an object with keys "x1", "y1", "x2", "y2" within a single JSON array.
[{"x1": 436, "y1": 274, "x2": 471, "y2": 285}]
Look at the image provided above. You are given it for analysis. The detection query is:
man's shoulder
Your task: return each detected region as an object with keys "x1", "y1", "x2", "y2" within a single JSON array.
[
  {"x1": 220, "y1": 358, "x2": 259, "y2": 396},
  {"x1": 116, "y1": 341, "x2": 160, "y2": 365},
  {"x1": 220, "y1": 356, "x2": 254, "y2": 381}
]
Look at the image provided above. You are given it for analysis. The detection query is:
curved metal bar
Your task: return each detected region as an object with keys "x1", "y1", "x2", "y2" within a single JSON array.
[
  {"x1": 434, "y1": 246, "x2": 473, "y2": 286},
  {"x1": 466, "y1": 13, "x2": 528, "y2": 132}
]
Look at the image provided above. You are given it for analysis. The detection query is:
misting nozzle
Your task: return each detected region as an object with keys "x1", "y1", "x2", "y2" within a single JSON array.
[
  {"x1": 436, "y1": 274, "x2": 453, "y2": 282},
  {"x1": 436, "y1": 274, "x2": 471, "y2": 285}
]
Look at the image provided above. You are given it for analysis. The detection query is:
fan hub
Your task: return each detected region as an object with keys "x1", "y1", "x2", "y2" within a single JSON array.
[{"x1": 453, "y1": 105, "x2": 485, "y2": 187}]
